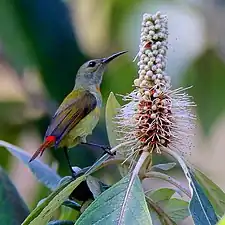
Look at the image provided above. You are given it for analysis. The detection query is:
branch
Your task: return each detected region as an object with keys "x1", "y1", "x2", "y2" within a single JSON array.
[
  {"x1": 145, "y1": 196, "x2": 175, "y2": 225},
  {"x1": 145, "y1": 171, "x2": 191, "y2": 198}
]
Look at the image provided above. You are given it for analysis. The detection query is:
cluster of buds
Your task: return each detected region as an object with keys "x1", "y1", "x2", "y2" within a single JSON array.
[
  {"x1": 134, "y1": 12, "x2": 169, "y2": 92},
  {"x1": 116, "y1": 12, "x2": 195, "y2": 161}
]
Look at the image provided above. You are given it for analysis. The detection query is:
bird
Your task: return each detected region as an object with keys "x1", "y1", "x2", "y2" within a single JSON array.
[{"x1": 29, "y1": 51, "x2": 127, "y2": 174}]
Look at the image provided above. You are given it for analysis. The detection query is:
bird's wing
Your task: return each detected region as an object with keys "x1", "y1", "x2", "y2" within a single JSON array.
[{"x1": 45, "y1": 89, "x2": 97, "y2": 146}]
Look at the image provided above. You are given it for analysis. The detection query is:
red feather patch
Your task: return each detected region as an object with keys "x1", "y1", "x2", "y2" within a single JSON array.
[{"x1": 29, "y1": 135, "x2": 56, "y2": 162}]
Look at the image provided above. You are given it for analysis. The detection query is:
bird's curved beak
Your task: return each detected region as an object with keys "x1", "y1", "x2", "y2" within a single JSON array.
[{"x1": 102, "y1": 50, "x2": 128, "y2": 64}]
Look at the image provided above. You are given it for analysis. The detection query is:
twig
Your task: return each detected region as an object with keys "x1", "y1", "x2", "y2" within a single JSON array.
[
  {"x1": 145, "y1": 171, "x2": 191, "y2": 198},
  {"x1": 145, "y1": 196, "x2": 175, "y2": 225}
]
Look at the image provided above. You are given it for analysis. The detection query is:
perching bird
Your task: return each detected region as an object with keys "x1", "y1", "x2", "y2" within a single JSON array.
[{"x1": 29, "y1": 51, "x2": 127, "y2": 174}]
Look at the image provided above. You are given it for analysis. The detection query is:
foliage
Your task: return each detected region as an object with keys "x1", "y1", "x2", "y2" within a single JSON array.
[
  {"x1": 0, "y1": 0, "x2": 225, "y2": 225},
  {"x1": 0, "y1": 93, "x2": 224, "y2": 224},
  {"x1": 0, "y1": 167, "x2": 29, "y2": 225}
]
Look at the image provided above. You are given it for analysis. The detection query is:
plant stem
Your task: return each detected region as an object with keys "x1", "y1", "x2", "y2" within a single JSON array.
[
  {"x1": 86, "y1": 140, "x2": 135, "y2": 175},
  {"x1": 111, "y1": 140, "x2": 136, "y2": 154},
  {"x1": 145, "y1": 171, "x2": 191, "y2": 198},
  {"x1": 118, "y1": 151, "x2": 150, "y2": 224},
  {"x1": 102, "y1": 158, "x2": 133, "y2": 168},
  {"x1": 132, "y1": 151, "x2": 150, "y2": 177},
  {"x1": 145, "y1": 196, "x2": 175, "y2": 225}
]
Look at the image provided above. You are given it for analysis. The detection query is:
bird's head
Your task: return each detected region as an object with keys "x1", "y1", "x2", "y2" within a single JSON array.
[{"x1": 75, "y1": 51, "x2": 127, "y2": 90}]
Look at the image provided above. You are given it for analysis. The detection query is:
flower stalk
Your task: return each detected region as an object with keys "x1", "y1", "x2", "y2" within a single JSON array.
[{"x1": 116, "y1": 11, "x2": 195, "y2": 168}]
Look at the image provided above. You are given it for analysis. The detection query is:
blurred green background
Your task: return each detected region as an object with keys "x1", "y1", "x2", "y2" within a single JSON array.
[{"x1": 0, "y1": 0, "x2": 225, "y2": 209}]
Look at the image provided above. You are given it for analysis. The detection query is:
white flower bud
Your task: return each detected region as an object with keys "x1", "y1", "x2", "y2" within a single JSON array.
[
  {"x1": 149, "y1": 26, "x2": 155, "y2": 30},
  {"x1": 155, "y1": 24, "x2": 161, "y2": 29},
  {"x1": 150, "y1": 56, "x2": 156, "y2": 62},
  {"x1": 144, "y1": 65, "x2": 149, "y2": 70},
  {"x1": 140, "y1": 80, "x2": 147, "y2": 87},
  {"x1": 134, "y1": 79, "x2": 141, "y2": 86},
  {"x1": 144, "y1": 90, "x2": 150, "y2": 96},
  {"x1": 140, "y1": 70, "x2": 146, "y2": 75},
  {"x1": 156, "y1": 58, "x2": 161, "y2": 63},
  {"x1": 156, "y1": 11, "x2": 161, "y2": 17},
  {"x1": 156, "y1": 68, "x2": 162, "y2": 73},
  {"x1": 153, "y1": 34, "x2": 158, "y2": 40},
  {"x1": 153, "y1": 50, "x2": 158, "y2": 56},
  {"x1": 147, "y1": 51, "x2": 153, "y2": 57},
  {"x1": 157, "y1": 74, "x2": 163, "y2": 79},
  {"x1": 140, "y1": 64, "x2": 145, "y2": 70},
  {"x1": 160, "y1": 49, "x2": 165, "y2": 55},
  {"x1": 149, "y1": 30, "x2": 155, "y2": 36},
  {"x1": 144, "y1": 57, "x2": 150, "y2": 63},
  {"x1": 148, "y1": 61, "x2": 153, "y2": 67},
  {"x1": 146, "y1": 21, "x2": 151, "y2": 26},
  {"x1": 152, "y1": 75, "x2": 156, "y2": 80},
  {"x1": 145, "y1": 75, "x2": 150, "y2": 80},
  {"x1": 151, "y1": 105, "x2": 157, "y2": 111},
  {"x1": 151, "y1": 65, "x2": 157, "y2": 71},
  {"x1": 146, "y1": 71, "x2": 153, "y2": 77},
  {"x1": 139, "y1": 75, "x2": 145, "y2": 80},
  {"x1": 152, "y1": 15, "x2": 157, "y2": 21},
  {"x1": 156, "y1": 64, "x2": 163, "y2": 69},
  {"x1": 140, "y1": 54, "x2": 146, "y2": 60},
  {"x1": 152, "y1": 44, "x2": 157, "y2": 50}
]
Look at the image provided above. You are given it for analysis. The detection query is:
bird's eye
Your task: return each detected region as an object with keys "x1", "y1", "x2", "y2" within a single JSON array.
[{"x1": 88, "y1": 61, "x2": 96, "y2": 67}]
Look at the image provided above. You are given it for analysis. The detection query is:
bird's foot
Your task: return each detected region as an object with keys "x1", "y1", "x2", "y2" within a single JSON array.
[
  {"x1": 99, "y1": 145, "x2": 115, "y2": 156},
  {"x1": 71, "y1": 171, "x2": 78, "y2": 179},
  {"x1": 81, "y1": 142, "x2": 115, "y2": 156}
]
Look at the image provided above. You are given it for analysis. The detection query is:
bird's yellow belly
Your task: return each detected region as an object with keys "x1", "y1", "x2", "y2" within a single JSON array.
[{"x1": 60, "y1": 108, "x2": 100, "y2": 148}]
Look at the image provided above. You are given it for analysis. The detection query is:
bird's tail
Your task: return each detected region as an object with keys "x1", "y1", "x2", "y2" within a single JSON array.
[{"x1": 29, "y1": 136, "x2": 56, "y2": 162}]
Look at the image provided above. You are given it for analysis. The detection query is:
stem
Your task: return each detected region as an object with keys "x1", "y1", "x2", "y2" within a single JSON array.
[
  {"x1": 86, "y1": 140, "x2": 135, "y2": 175},
  {"x1": 132, "y1": 151, "x2": 150, "y2": 177},
  {"x1": 145, "y1": 171, "x2": 191, "y2": 198},
  {"x1": 111, "y1": 140, "x2": 135, "y2": 154},
  {"x1": 145, "y1": 196, "x2": 175, "y2": 225},
  {"x1": 161, "y1": 147, "x2": 191, "y2": 169},
  {"x1": 118, "y1": 150, "x2": 150, "y2": 224},
  {"x1": 96, "y1": 158, "x2": 134, "y2": 171}
]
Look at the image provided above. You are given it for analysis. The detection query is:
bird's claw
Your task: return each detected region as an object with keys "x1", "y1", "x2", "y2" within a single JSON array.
[{"x1": 100, "y1": 146, "x2": 115, "y2": 156}]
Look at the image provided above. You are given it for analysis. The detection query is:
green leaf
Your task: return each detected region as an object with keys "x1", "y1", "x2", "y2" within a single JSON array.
[
  {"x1": 189, "y1": 171, "x2": 218, "y2": 225},
  {"x1": 86, "y1": 176, "x2": 108, "y2": 199},
  {"x1": 151, "y1": 163, "x2": 176, "y2": 171},
  {"x1": 163, "y1": 199, "x2": 189, "y2": 223},
  {"x1": 105, "y1": 92, "x2": 130, "y2": 177},
  {"x1": 0, "y1": 167, "x2": 29, "y2": 225},
  {"x1": 149, "y1": 188, "x2": 175, "y2": 205},
  {"x1": 75, "y1": 175, "x2": 152, "y2": 225},
  {"x1": 22, "y1": 176, "x2": 85, "y2": 225},
  {"x1": 193, "y1": 168, "x2": 225, "y2": 217},
  {"x1": 165, "y1": 150, "x2": 218, "y2": 225},
  {"x1": 0, "y1": 140, "x2": 61, "y2": 190},
  {"x1": 105, "y1": 92, "x2": 121, "y2": 148},
  {"x1": 147, "y1": 188, "x2": 189, "y2": 224}
]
